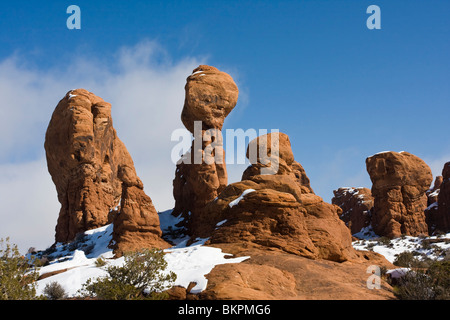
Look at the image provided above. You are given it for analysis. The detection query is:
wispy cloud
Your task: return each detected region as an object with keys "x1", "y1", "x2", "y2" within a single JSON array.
[{"x1": 0, "y1": 40, "x2": 206, "y2": 253}]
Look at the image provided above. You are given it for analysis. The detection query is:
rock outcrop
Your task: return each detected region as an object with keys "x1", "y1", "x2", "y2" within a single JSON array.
[
  {"x1": 332, "y1": 187, "x2": 374, "y2": 235},
  {"x1": 425, "y1": 175, "x2": 442, "y2": 234},
  {"x1": 112, "y1": 166, "x2": 170, "y2": 256},
  {"x1": 181, "y1": 65, "x2": 239, "y2": 133},
  {"x1": 430, "y1": 162, "x2": 450, "y2": 233},
  {"x1": 437, "y1": 163, "x2": 450, "y2": 231},
  {"x1": 197, "y1": 132, "x2": 357, "y2": 262},
  {"x1": 200, "y1": 244, "x2": 395, "y2": 300},
  {"x1": 366, "y1": 151, "x2": 433, "y2": 238},
  {"x1": 172, "y1": 65, "x2": 238, "y2": 234},
  {"x1": 45, "y1": 89, "x2": 168, "y2": 254}
]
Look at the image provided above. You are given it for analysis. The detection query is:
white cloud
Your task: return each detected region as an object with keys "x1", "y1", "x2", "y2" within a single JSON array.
[
  {"x1": 0, "y1": 40, "x2": 206, "y2": 253},
  {"x1": 0, "y1": 157, "x2": 59, "y2": 253}
]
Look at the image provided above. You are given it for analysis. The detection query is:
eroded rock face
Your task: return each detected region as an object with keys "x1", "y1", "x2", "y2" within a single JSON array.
[
  {"x1": 199, "y1": 133, "x2": 357, "y2": 262},
  {"x1": 332, "y1": 187, "x2": 374, "y2": 234},
  {"x1": 45, "y1": 89, "x2": 168, "y2": 253},
  {"x1": 425, "y1": 176, "x2": 442, "y2": 233},
  {"x1": 112, "y1": 166, "x2": 170, "y2": 256},
  {"x1": 181, "y1": 65, "x2": 239, "y2": 133},
  {"x1": 366, "y1": 151, "x2": 433, "y2": 238},
  {"x1": 434, "y1": 162, "x2": 450, "y2": 233},
  {"x1": 172, "y1": 65, "x2": 238, "y2": 233},
  {"x1": 45, "y1": 89, "x2": 124, "y2": 242}
]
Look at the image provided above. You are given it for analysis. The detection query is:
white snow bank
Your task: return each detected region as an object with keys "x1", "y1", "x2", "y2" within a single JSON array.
[
  {"x1": 35, "y1": 218, "x2": 250, "y2": 298},
  {"x1": 352, "y1": 231, "x2": 450, "y2": 263},
  {"x1": 164, "y1": 238, "x2": 249, "y2": 293}
]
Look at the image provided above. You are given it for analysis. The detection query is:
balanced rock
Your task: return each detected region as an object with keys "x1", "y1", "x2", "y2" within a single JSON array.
[
  {"x1": 45, "y1": 89, "x2": 168, "y2": 253},
  {"x1": 172, "y1": 65, "x2": 238, "y2": 234},
  {"x1": 181, "y1": 65, "x2": 239, "y2": 133},
  {"x1": 332, "y1": 187, "x2": 373, "y2": 235},
  {"x1": 200, "y1": 132, "x2": 357, "y2": 262},
  {"x1": 366, "y1": 151, "x2": 433, "y2": 238}
]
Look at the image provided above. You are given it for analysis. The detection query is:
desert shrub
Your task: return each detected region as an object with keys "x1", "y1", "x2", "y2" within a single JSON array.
[
  {"x1": 43, "y1": 281, "x2": 67, "y2": 300},
  {"x1": 79, "y1": 248, "x2": 176, "y2": 300},
  {"x1": 394, "y1": 270, "x2": 434, "y2": 300},
  {"x1": 95, "y1": 257, "x2": 107, "y2": 267},
  {"x1": 394, "y1": 260, "x2": 450, "y2": 300},
  {"x1": 0, "y1": 238, "x2": 40, "y2": 300},
  {"x1": 427, "y1": 260, "x2": 450, "y2": 299},
  {"x1": 377, "y1": 237, "x2": 392, "y2": 247},
  {"x1": 393, "y1": 251, "x2": 430, "y2": 268},
  {"x1": 393, "y1": 251, "x2": 415, "y2": 267},
  {"x1": 365, "y1": 242, "x2": 376, "y2": 251}
]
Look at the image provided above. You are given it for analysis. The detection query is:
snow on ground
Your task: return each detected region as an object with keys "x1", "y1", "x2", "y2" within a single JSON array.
[
  {"x1": 32, "y1": 208, "x2": 449, "y2": 298},
  {"x1": 33, "y1": 210, "x2": 249, "y2": 298},
  {"x1": 352, "y1": 227, "x2": 450, "y2": 263}
]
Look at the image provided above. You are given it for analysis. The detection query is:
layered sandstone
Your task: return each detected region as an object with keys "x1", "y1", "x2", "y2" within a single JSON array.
[
  {"x1": 199, "y1": 132, "x2": 357, "y2": 262},
  {"x1": 366, "y1": 151, "x2": 433, "y2": 238},
  {"x1": 172, "y1": 65, "x2": 238, "y2": 233},
  {"x1": 45, "y1": 89, "x2": 168, "y2": 254}
]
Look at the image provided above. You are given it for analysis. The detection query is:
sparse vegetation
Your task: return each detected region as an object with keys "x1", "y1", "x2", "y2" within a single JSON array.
[
  {"x1": 393, "y1": 260, "x2": 450, "y2": 300},
  {"x1": 95, "y1": 257, "x2": 107, "y2": 267},
  {"x1": 43, "y1": 281, "x2": 67, "y2": 300},
  {"x1": 78, "y1": 248, "x2": 176, "y2": 300},
  {"x1": 393, "y1": 251, "x2": 431, "y2": 268},
  {"x1": 0, "y1": 238, "x2": 40, "y2": 300},
  {"x1": 377, "y1": 236, "x2": 393, "y2": 247}
]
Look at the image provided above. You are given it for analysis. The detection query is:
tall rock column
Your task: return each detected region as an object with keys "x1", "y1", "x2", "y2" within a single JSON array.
[
  {"x1": 45, "y1": 89, "x2": 168, "y2": 254},
  {"x1": 366, "y1": 151, "x2": 433, "y2": 238},
  {"x1": 172, "y1": 65, "x2": 239, "y2": 235}
]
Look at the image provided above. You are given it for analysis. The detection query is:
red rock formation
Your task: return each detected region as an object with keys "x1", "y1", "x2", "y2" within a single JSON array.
[
  {"x1": 181, "y1": 65, "x2": 239, "y2": 133},
  {"x1": 366, "y1": 151, "x2": 433, "y2": 238},
  {"x1": 172, "y1": 65, "x2": 238, "y2": 233},
  {"x1": 433, "y1": 162, "x2": 450, "y2": 233},
  {"x1": 112, "y1": 165, "x2": 170, "y2": 256},
  {"x1": 425, "y1": 176, "x2": 442, "y2": 233},
  {"x1": 332, "y1": 187, "x2": 374, "y2": 234},
  {"x1": 45, "y1": 89, "x2": 168, "y2": 253},
  {"x1": 200, "y1": 133, "x2": 357, "y2": 262}
]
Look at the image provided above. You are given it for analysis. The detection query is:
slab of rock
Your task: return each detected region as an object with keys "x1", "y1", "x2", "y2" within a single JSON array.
[
  {"x1": 366, "y1": 151, "x2": 433, "y2": 238},
  {"x1": 199, "y1": 244, "x2": 395, "y2": 300}
]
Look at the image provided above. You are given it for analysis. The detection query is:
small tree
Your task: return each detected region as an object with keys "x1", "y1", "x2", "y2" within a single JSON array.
[
  {"x1": 79, "y1": 248, "x2": 176, "y2": 300},
  {"x1": 0, "y1": 238, "x2": 40, "y2": 300}
]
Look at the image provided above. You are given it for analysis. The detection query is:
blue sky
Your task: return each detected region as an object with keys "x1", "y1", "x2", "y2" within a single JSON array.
[{"x1": 1, "y1": 1, "x2": 449, "y2": 252}]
